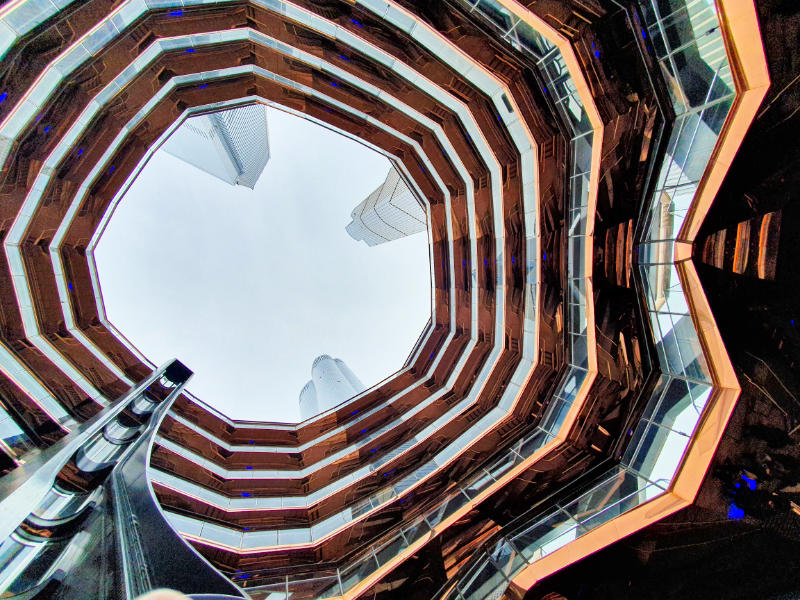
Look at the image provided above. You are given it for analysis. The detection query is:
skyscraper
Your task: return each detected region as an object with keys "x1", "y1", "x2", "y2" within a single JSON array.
[
  {"x1": 162, "y1": 103, "x2": 271, "y2": 189},
  {"x1": 346, "y1": 166, "x2": 427, "y2": 246},
  {"x1": 0, "y1": 0, "x2": 792, "y2": 599},
  {"x1": 299, "y1": 355, "x2": 366, "y2": 420}
]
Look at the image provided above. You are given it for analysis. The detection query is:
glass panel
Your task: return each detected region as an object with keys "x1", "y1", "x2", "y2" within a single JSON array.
[
  {"x1": 517, "y1": 429, "x2": 550, "y2": 457},
  {"x1": 252, "y1": 582, "x2": 287, "y2": 599},
  {"x1": 568, "y1": 236, "x2": 586, "y2": 281},
  {"x1": 512, "y1": 20, "x2": 554, "y2": 58},
  {"x1": 541, "y1": 398, "x2": 569, "y2": 434},
  {"x1": 512, "y1": 510, "x2": 573, "y2": 560},
  {"x1": 486, "y1": 452, "x2": 515, "y2": 480},
  {"x1": 570, "y1": 172, "x2": 590, "y2": 208},
  {"x1": 474, "y1": 0, "x2": 518, "y2": 31},
  {"x1": 0, "y1": 407, "x2": 33, "y2": 458},
  {"x1": 570, "y1": 334, "x2": 589, "y2": 370},
  {"x1": 4, "y1": 0, "x2": 57, "y2": 32},
  {"x1": 287, "y1": 575, "x2": 341, "y2": 599},
  {"x1": 459, "y1": 558, "x2": 507, "y2": 600},
  {"x1": 559, "y1": 368, "x2": 586, "y2": 403},
  {"x1": 277, "y1": 528, "x2": 311, "y2": 545},
  {"x1": 630, "y1": 422, "x2": 691, "y2": 482},
  {"x1": 242, "y1": 529, "x2": 278, "y2": 548},
  {"x1": 572, "y1": 134, "x2": 593, "y2": 175},
  {"x1": 558, "y1": 95, "x2": 590, "y2": 132},
  {"x1": 199, "y1": 522, "x2": 242, "y2": 548},
  {"x1": 374, "y1": 533, "x2": 406, "y2": 566},
  {"x1": 579, "y1": 481, "x2": 664, "y2": 532},
  {"x1": 404, "y1": 517, "x2": 430, "y2": 543},
  {"x1": 622, "y1": 418, "x2": 649, "y2": 467},
  {"x1": 654, "y1": 2, "x2": 717, "y2": 56},
  {"x1": 489, "y1": 538, "x2": 525, "y2": 579},
  {"x1": 463, "y1": 469, "x2": 494, "y2": 498},
  {"x1": 654, "y1": 378, "x2": 702, "y2": 434},
  {"x1": 339, "y1": 553, "x2": 378, "y2": 593},
  {"x1": 659, "y1": 39, "x2": 732, "y2": 111}
]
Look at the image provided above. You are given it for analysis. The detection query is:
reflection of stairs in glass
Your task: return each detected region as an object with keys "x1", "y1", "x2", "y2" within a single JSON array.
[
  {"x1": 601, "y1": 219, "x2": 634, "y2": 288},
  {"x1": 688, "y1": 0, "x2": 734, "y2": 91},
  {"x1": 699, "y1": 210, "x2": 782, "y2": 279}
]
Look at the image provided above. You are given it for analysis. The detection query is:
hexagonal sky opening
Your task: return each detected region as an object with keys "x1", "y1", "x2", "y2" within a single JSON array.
[{"x1": 94, "y1": 106, "x2": 431, "y2": 423}]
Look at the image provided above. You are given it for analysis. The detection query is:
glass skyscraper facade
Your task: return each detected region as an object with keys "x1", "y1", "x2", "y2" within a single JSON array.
[
  {"x1": 346, "y1": 166, "x2": 427, "y2": 246},
  {"x1": 0, "y1": 0, "x2": 788, "y2": 599},
  {"x1": 163, "y1": 103, "x2": 271, "y2": 190}
]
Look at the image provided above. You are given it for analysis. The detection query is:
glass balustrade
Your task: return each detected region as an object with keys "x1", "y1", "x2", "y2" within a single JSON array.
[{"x1": 433, "y1": 1, "x2": 737, "y2": 597}]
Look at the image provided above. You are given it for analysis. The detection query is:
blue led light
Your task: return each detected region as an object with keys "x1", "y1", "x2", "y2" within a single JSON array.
[
  {"x1": 360, "y1": 429, "x2": 367, "y2": 434},
  {"x1": 248, "y1": 440, "x2": 254, "y2": 444},
  {"x1": 198, "y1": 84, "x2": 208, "y2": 88},
  {"x1": 241, "y1": 492, "x2": 251, "y2": 497},
  {"x1": 351, "y1": 410, "x2": 359, "y2": 415},
  {"x1": 742, "y1": 474, "x2": 757, "y2": 490},
  {"x1": 169, "y1": 9, "x2": 183, "y2": 16},
  {"x1": 239, "y1": 574, "x2": 250, "y2": 579},
  {"x1": 728, "y1": 503, "x2": 744, "y2": 519},
  {"x1": 185, "y1": 48, "x2": 195, "y2": 53},
  {"x1": 595, "y1": 51, "x2": 600, "y2": 57},
  {"x1": 0, "y1": 92, "x2": 7, "y2": 104},
  {"x1": 68, "y1": 282, "x2": 73, "y2": 290},
  {"x1": 642, "y1": 29, "x2": 647, "y2": 38},
  {"x1": 339, "y1": 54, "x2": 349, "y2": 61},
  {"x1": 43, "y1": 125, "x2": 51, "y2": 133},
  {"x1": 331, "y1": 81, "x2": 339, "y2": 88},
  {"x1": 77, "y1": 148, "x2": 84, "y2": 156},
  {"x1": 246, "y1": 466, "x2": 253, "y2": 470},
  {"x1": 351, "y1": 18, "x2": 362, "y2": 27},
  {"x1": 543, "y1": 252, "x2": 547, "y2": 260},
  {"x1": 109, "y1": 166, "x2": 115, "y2": 173}
]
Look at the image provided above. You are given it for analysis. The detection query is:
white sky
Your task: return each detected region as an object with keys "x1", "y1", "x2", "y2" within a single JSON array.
[{"x1": 95, "y1": 107, "x2": 431, "y2": 423}]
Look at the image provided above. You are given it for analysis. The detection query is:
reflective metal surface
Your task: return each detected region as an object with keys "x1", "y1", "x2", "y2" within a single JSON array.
[{"x1": 0, "y1": 359, "x2": 245, "y2": 599}]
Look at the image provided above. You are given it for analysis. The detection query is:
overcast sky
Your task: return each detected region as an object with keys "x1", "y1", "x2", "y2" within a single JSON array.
[{"x1": 95, "y1": 107, "x2": 431, "y2": 423}]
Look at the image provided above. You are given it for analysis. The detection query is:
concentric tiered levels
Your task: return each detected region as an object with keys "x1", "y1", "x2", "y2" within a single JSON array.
[{"x1": 0, "y1": 0, "x2": 769, "y2": 599}]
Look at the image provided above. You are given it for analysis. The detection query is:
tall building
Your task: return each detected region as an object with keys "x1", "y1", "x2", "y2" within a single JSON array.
[
  {"x1": 299, "y1": 355, "x2": 366, "y2": 420},
  {"x1": 162, "y1": 103, "x2": 271, "y2": 189},
  {"x1": 0, "y1": 1, "x2": 794, "y2": 599},
  {"x1": 346, "y1": 166, "x2": 427, "y2": 246}
]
